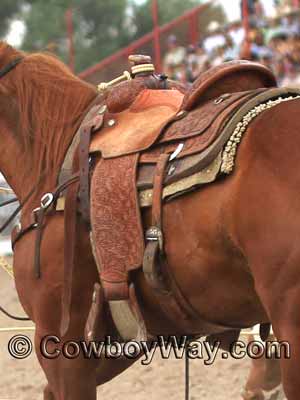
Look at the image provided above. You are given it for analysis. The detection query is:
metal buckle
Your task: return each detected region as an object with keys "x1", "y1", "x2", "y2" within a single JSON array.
[
  {"x1": 40, "y1": 193, "x2": 54, "y2": 209},
  {"x1": 214, "y1": 93, "x2": 231, "y2": 105},
  {"x1": 32, "y1": 207, "x2": 41, "y2": 226},
  {"x1": 169, "y1": 143, "x2": 184, "y2": 161},
  {"x1": 146, "y1": 226, "x2": 164, "y2": 252}
]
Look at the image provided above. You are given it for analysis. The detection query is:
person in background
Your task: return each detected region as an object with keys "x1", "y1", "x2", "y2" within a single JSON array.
[
  {"x1": 250, "y1": 29, "x2": 273, "y2": 60},
  {"x1": 282, "y1": 13, "x2": 300, "y2": 37},
  {"x1": 211, "y1": 45, "x2": 226, "y2": 67},
  {"x1": 185, "y1": 42, "x2": 211, "y2": 82},
  {"x1": 223, "y1": 35, "x2": 240, "y2": 61},
  {"x1": 241, "y1": 0, "x2": 265, "y2": 28},
  {"x1": 163, "y1": 35, "x2": 186, "y2": 81}
]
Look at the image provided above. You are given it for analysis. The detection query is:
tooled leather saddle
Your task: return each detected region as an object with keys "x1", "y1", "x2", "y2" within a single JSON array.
[{"x1": 61, "y1": 55, "x2": 300, "y2": 341}]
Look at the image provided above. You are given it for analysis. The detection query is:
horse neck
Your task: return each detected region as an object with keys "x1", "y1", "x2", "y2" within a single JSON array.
[{"x1": 0, "y1": 49, "x2": 97, "y2": 204}]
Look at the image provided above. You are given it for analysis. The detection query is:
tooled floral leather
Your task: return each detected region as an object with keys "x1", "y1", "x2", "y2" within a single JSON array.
[{"x1": 90, "y1": 153, "x2": 144, "y2": 301}]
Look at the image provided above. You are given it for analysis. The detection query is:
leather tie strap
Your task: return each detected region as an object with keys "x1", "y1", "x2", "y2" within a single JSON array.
[
  {"x1": 34, "y1": 207, "x2": 46, "y2": 279},
  {"x1": 79, "y1": 110, "x2": 104, "y2": 224}
]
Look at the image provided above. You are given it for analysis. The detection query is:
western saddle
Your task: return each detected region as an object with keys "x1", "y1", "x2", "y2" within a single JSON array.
[{"x1": 59, "y1": 55, "x2": 300, "y2": 340}]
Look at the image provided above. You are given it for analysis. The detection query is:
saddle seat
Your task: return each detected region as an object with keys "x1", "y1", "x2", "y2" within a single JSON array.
[{"x1": 90, "y1": 60, "x2": 277, "y2": 160}]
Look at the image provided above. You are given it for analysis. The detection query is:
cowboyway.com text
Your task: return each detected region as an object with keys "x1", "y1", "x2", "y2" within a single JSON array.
[{"x1": 39, "y1": 335, "x2": 290, "y2": 365}]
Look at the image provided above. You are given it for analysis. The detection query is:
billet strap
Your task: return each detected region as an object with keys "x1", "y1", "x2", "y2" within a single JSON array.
[
  {"x1": 85, "y1": 283, "x2": 104, "y2": 342},
  {"x1": 61, "y1": 156, "x2": 80, "y2": 336},
  {"x1": 143, "y1": 154, "x2": 169, "y2": 291}
]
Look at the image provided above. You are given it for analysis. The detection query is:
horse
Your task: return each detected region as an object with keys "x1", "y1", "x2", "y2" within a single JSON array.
[{"x1": 0, "y1": 41, "x2": 299, "y2": 400}]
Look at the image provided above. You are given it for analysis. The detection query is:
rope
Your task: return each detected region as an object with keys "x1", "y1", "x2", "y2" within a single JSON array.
[
  {"x1": 0, "y1": 305, "x2": 30, "y2": 321},
  {"x1": 0, "y1": 326, "x2": 35, "y2": 333},
  {"x1": 185, "y1": 344, "x2": 190, "y2": 400}
]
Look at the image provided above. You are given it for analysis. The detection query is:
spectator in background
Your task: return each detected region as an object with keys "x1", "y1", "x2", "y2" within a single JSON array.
[
  {"x1": 163, "y1": 35, "x2": 186, "y2": 81},
  {"x1": 250, "y1": 29, "x2": 273, "y2": 59},
  {"x1": 282, "y1": 13, "x2": 300, "y2": 36},
  {"x1": 241, "y1": 0, "x2": 265, "y2": 28},
  {"x1": 223, "y1": 35, "x2": 240, "y2": 61},
  {"x1": 185, "y1": 43, "x2": 211, "y2": 82},
  {"x1": 161, "y1": 6, "x2": 300, "y2": 87}
]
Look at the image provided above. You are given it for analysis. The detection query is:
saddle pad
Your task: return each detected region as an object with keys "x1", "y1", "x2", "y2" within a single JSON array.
[
  {"x1": 90, "y1": 89, "x2": 184, "y2": 158},
  {"x1": 139, "y1": 153, "x2": 222, "y2": 207}
]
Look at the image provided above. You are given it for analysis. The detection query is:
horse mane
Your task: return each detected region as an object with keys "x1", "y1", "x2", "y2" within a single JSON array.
[{"x1": 0, "y1": 41, "x2": 97, "y2": 180}]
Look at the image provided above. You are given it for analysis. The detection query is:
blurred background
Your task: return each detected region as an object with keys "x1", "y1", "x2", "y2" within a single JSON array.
[{"x1": 2, "y1": 0, "x2": 300, "y2": 86}]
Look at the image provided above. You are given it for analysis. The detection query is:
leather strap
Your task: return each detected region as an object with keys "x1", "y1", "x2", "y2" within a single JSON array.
[
  {"x1": 34, "y1": 207, "x2": 46, "y2": 278},
  {"x1": 61, "y1": 155, "x2": 80, "y2": 336},
  {"x1": 79, "y1": 113, "x2": 105, "y2": 224},
  {"x1": 0, "y1": 57, "x2": 23, "y2": 79},
  {"x1": 144, "y1": 154, "x2": 169, "y2": 291}
]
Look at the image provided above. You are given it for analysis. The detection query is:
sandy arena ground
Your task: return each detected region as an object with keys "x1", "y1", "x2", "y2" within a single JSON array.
[{"x1": 0, "y1": 266, "x2": 286, "y2": 400}]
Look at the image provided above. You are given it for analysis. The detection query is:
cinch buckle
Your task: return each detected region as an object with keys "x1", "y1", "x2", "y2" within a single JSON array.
[
  {"x1": 145, "y1": 226, "x2": 164, "y2": 252},
  {"x1": 32, "y1": 207, "x2": 41, "y2": 226},
  {"x1": 40, "y1": 193, "x2": 54, "y2": 209}
]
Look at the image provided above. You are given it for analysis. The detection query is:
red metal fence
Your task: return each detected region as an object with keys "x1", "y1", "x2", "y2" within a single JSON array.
[{"x1": 78, "y1": 2, "x2": 211, "y2": 84}]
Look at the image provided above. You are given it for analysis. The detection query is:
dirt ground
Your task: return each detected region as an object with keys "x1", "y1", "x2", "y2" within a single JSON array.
[{"x1": 0, "y1": 267, "x2": 286, "y2": 400}]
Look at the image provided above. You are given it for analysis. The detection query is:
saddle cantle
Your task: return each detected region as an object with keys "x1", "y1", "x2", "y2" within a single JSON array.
[
  {"x1": 181, "y1": 60, "x2": 277, "y2": 111},
  {"x1": 62, "y1": 55, "x2": 300, "y2": 342}
]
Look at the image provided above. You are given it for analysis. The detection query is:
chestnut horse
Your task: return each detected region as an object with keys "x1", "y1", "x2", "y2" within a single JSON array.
[{"x1": 0, "y1": 41, "x2": 298, "y2": 399}]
